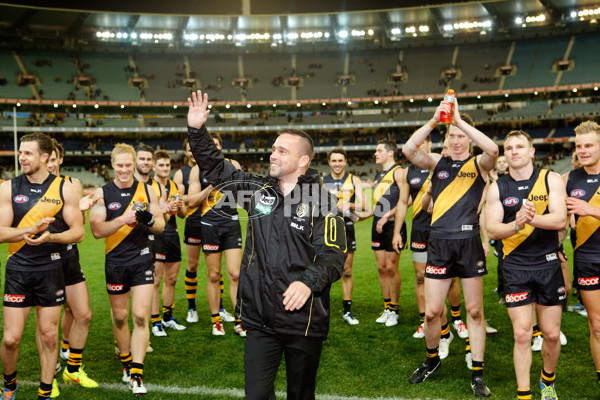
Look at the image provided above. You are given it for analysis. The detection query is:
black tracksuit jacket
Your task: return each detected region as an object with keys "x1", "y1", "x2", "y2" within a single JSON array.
[{"x1": 188, "y1": 125, "x2": 346, "y2": 339}]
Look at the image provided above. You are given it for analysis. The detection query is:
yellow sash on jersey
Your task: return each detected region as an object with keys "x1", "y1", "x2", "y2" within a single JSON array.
[
  {"x1": 105, "y1": 182, "x2": 148, "y2": 255},
  {"x1": 373, "y1": 166, "x2": 399, "y2": 203},
  {"x1": 432, "y1": 158, "x2": 478, "y2": 225},
  {"x1": 337, "y1": 174, "x2": 355, "y2": 208},
  {"x1": 412, "y1": 175, "x2": 431, "y2": 219},
  {"x1": 503, "y1": 169, "x2": 549, "y2": 257},
  {"x1": 8, "y1": 177, "x2": 63, "y2": 259},
  {"x1": 167, "y1": 180, "x2": 178, "y2": 201},
  {"x1": 575, "y1": 188, "x2": 600, "y2": 250},
  {"x1": 202, "y1": 188, "x2": 224, "y2": 217},
  {"x1": 150, "y1": 179, "x2": 162, "y2": 198}
]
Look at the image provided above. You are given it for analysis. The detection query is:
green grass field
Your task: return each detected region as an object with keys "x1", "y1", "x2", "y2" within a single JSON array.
[{"x1": 0, "y1": 211, "x2": 597, "y2": 399}]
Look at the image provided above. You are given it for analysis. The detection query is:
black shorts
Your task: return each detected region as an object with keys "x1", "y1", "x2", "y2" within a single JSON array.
[
  {"x1": 372, "y1": 220, "x2": 407, "y2": 252},
  {"x1": 503, "y1": 263, "x2": 566, "y2": 307},
  {"x1": 410, "y1": 229, "x2": 430, "y2": 252},
  {"x1": 346, "y1": 224, "x2": 356, "y2": 253},
  {"x1": 155, "y1": 233, "x2": 182, "y2": 263},
  {"x1": 105, "y1": 260, "x2": 155, "y2": 295},
  {"x1": 63, "y1": 251, "x2": 86, "y2": 286},
  {"x1": 201, "y1": 223, "x2": 242, "y2": 253},
  {"x1": 184, "y1": 223, "x2": 203, "y2": 246},
  {"x1": 574, "y1": 260, "x2": 600, "y2": 291},
  {"x1": 426, "y1": 235, "x2": 487, "y2": 279},
  {"x1": 4, "y1": 267, "x2": 66, "y2": 308}
]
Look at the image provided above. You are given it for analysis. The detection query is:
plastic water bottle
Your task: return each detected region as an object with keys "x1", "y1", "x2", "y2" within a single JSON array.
[
  {"x1": 171, "y1": 191, "x2": 181, "y2": 215},
  {"x1": 129, "y1": 197, "x2": 147, "y2": 227},
  {"x1": 439, "y1": 89, "x2": 455, "y2": 124}
]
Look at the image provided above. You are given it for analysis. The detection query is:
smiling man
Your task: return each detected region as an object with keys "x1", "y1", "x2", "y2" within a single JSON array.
[
  {"x1": 89, "y1": 143, "x2": 165, "y2": 396},
  {"x1": 323, "y1": 149, "x2": 365, "y2": 325},
  {"x1": 402, "y1": 97, "x2": 498, "y2": 397},
  {"x1": 564, "y1": 120, "x2": 600, "y2": 388},
  {"x1": 486, "y1": 130, "x2": 567, "y2": 400},
  {"x1": 186, "y1": 90, "x2": 346, "y2": 400},
  {"x1": 0, "y1": 133, "x2": 84, "y2": 400}
]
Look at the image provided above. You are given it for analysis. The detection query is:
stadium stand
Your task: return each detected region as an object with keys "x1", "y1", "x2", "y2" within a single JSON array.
[
  {"x1": 77, "y1": 53, "x2": 140, "y2": 101},
  {"x1": 560, "y1": 33, "x2": 600, "y2": 85},
  {"x1": 244, "y1": 53, "x2": 293, "y2": 101}
]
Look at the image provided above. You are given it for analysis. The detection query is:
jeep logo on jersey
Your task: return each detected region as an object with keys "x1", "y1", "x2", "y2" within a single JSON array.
[
  {"x1": 296, "y1": 203, "x2": 308, "y2": 218},
  {"x1": 410, "y1": 177, "x2": 421, "y2": 185},
  {"x1": 108, "y1": 202, "x2": 122, "y2": 210},
  {"x1": 570, "y1": 189, "x2": 585, "y2": 198},
  {"x1": 13, "y1": 195, "x2": 29, "y2": 203},
  {"x1": 437, "y1": 171, "x2": 449, "y2": 179},
  {"x1": 503, "y1": 197, "x2": 520, "y2": 207}
]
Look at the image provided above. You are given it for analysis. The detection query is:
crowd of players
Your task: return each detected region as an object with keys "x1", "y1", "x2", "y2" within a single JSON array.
[{"x1": 1, "y1": 92, "x2": 600, "y2": 400}]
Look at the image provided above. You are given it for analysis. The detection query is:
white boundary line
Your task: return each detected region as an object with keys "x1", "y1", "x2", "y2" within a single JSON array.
[{"x1": 19, "y1": 380, "x2": 443, "y2": 400}]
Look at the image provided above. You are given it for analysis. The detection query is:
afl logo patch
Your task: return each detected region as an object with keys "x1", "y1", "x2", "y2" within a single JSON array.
[
  {"x1": 145, "y1": 270, "x2": 153, "y2": 276},
  {"x1": 570, "y1": 189, "x2": 585, "y2": 198},
  {"x1": 410, "y1": 177, "x2": 421, "y2": 185},
  {"x1": 437, "y1": 171, "x2": 449, "y2": 179},
  {"x1": 503, "y1": 197, "x2": 519, "y2": 207},
  {"x1": 13, "y1": 195, "x2": 29, "y2": 203},
  {"x1": 56, "y1": 289, "x2": 64, "y2": 296},
  {"x1": 108, "y1": 202, "x2": 122, "y2": 210}
]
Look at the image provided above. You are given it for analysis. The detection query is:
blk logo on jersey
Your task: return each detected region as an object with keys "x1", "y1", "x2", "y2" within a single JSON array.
[
  {"x1": 503, "y1": 197, "x2": 519, "y2": 207},
  {"x1": 437, "y1": 171, "x2": 449, "y2": 180},
  {"x1": 108, "y1": 202, "x2": 122, "y2": 210},
  {"x1": 570, "y1": 189, "x2": 585, "y2": 198},
  {"x1": 410, "y1": 177, "x2": 421, "y2": 185},
  {"x1": 13, "y1": 195, "x2": 29, "y2": 203}
]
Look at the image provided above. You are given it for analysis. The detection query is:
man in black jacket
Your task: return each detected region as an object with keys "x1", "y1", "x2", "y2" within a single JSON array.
[{"x1": 187, "y1": 90, "x2": 346, "y2": 400}]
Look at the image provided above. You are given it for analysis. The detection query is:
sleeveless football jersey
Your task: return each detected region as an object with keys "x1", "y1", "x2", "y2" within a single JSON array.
[
  {"x1": 102, "y1": 179, "x2": 153, "y2": 265},
  {"x1": 199, "y1": 161, "x2": 239, "y2": 227},
  {"x1": 323, "y1": 172, "x2": 356, "y2": 225},
  {"x1": 406, "y1": 165, "x2": 431, "y2": 231},
  {"x1": 498, "y1": 168, "x2": 558, "y2": 269},
  {"x1": 431, "y1": 155, "x2": 485, "y2": 238},
  {"x1": 8, "y1": 174, "x2": 66, "y2": 270},
  {"x1": 566, "y1": 167, "x2": 600, "y2": 262},
  {"x1": 373, "y1": 164, "x2": 400, "y2": 222}
]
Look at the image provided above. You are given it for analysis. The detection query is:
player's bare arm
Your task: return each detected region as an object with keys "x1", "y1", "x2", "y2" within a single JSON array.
[
  {"x1": 90, "y1": 187, "x2": 135, "y2": 239},
  {"x1": 528, "y1": 172, "x2": 568, "y2": 230},
  {"x1": 451, "y1": 99, "x2": 498, "y2": 173}
]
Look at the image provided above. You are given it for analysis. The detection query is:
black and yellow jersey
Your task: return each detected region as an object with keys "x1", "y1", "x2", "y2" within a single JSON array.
[
  {"x1": 161, "y1": 179, "x2": 179, "y2": 235},
  {"x1": 431, "y1": 155, "x2": 486, "y2": 238},
  {"x1": 180, "y1": 164, "x2": 202, "y2": 225},
  {"x1": 406, "y1": 165, "x2": 431, "y2": 231},
  {"x1": 7, "y1": 174, "x2": 67, "y2": 270},
  {"x1": 60, "y1": 174, "x2": 78, "y2": 258},
  {"x1": 323, "y1": 172, "x2": 355, "y2": 225},
  {"x1": 373, "y1": 164, "x2": 400, "y2": 223},
  {"x1": 199, "y1": 164, "x2": 240, "y2": 227},
  {"x1": 566, "y1": 167, "x2": 600, "y2": 262},
  {"x1": 102, "y1": 179, "x2": 153, "y2": 266},
  {"x1": 498, "y1": 168, "x2": 558, "y2": 268}
]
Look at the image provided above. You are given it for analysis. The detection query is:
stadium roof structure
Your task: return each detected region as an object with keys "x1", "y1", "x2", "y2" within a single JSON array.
[{"x1": 0, "y1": 0, "x2": 599, "y2": 47}]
